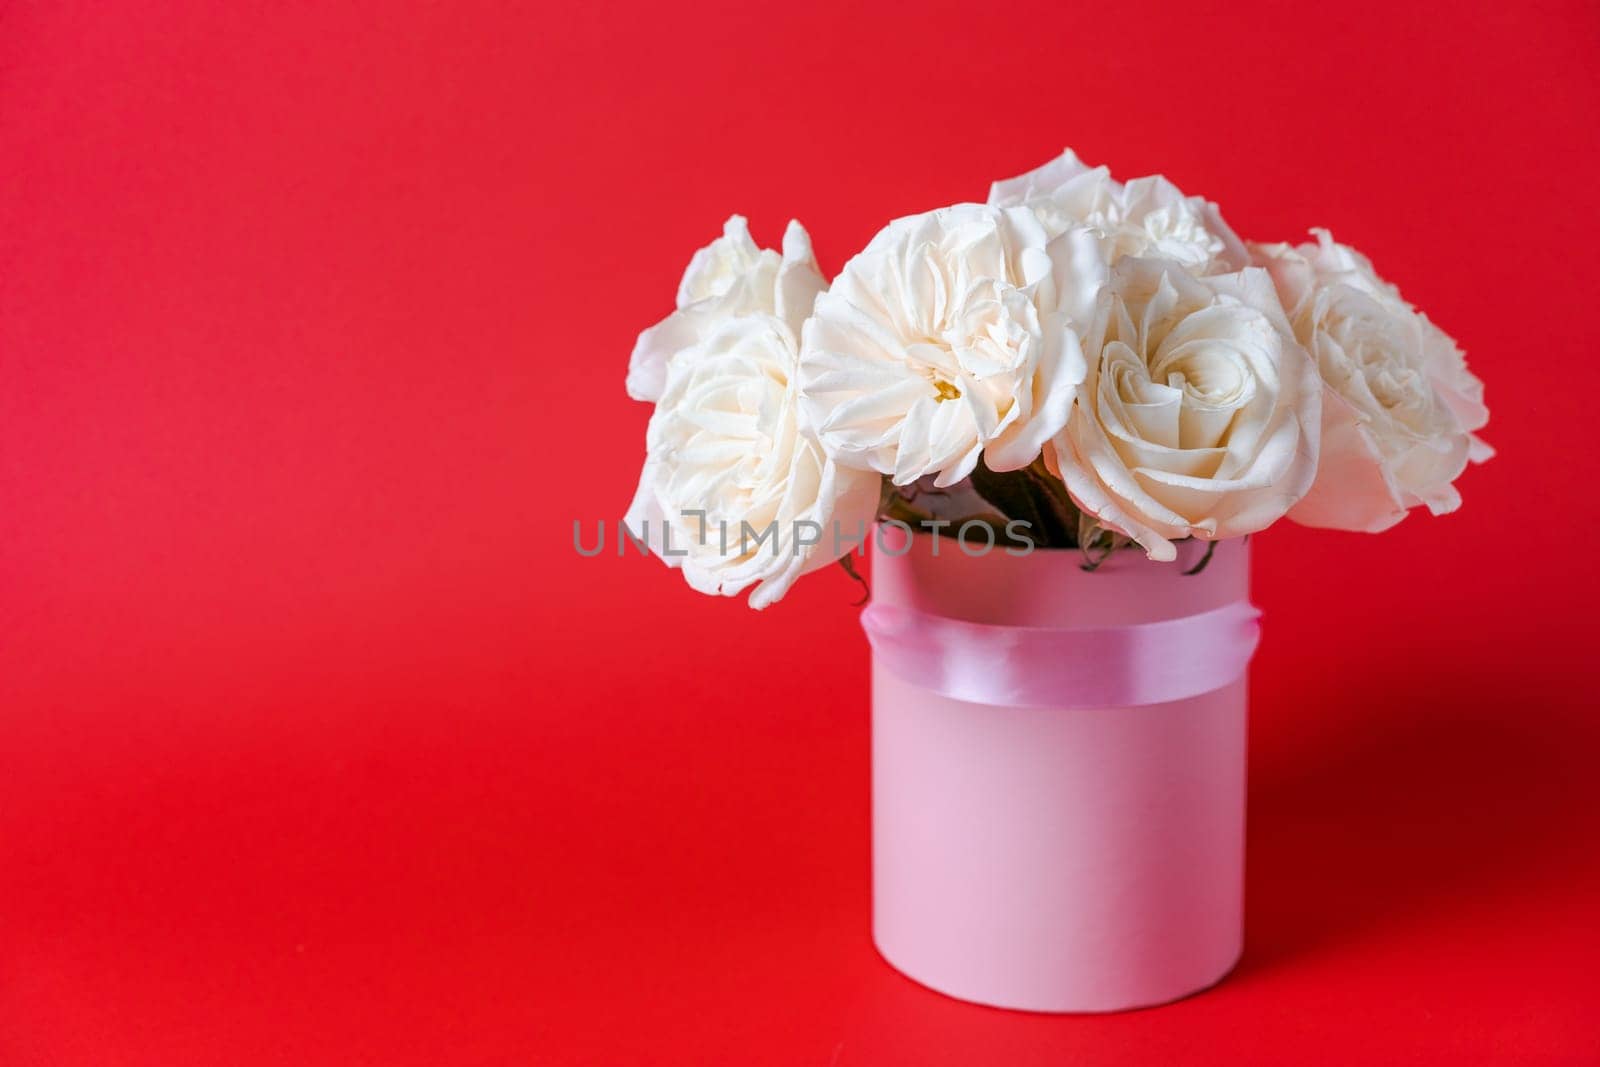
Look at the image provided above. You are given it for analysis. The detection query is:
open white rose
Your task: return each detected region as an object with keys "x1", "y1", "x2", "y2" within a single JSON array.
[
  {"x1": 1048, "y1": 257, "x2": 1321, "y2": 560},
  {"x1": 1252, "y1": 230, "x2": 1492, "y2": 533},
  {"x1": 626, "y1": 215, "x2": 826, "y2": 403},
  {"x1": 625, "y1": 314, "x2": 881, "y2": 609},
  {"x1": 797, "y1": 203, "x2": 1106, "y2": 487},
  {"x1": 989, "y1": 148, "x2": 1247, "y2": 275}
]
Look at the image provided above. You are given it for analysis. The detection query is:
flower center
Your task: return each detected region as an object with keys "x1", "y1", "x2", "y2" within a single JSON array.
[
  {"x1": 1364, "y1": 361, "x2": 1425, "y2": 411},
  {"x1": 933, "y1": 378, "x2": 962, "y2": 402}
]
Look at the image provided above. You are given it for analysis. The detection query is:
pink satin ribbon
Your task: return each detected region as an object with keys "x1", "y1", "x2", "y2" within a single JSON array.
[{"x1": 861, "y1": 601, "x2": 1261, "y2": 709}]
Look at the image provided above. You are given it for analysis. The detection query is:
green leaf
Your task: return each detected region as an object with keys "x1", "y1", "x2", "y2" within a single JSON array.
[
  {"x1": 969, "y1": 456, "x2": 1078, "y2": 548},
  {"x1": 1181, "y1": 539, "x2": 1217, "y2": 576},
  {"x1": 837, "y1": 552, "x2": 870, "y2": 605}
]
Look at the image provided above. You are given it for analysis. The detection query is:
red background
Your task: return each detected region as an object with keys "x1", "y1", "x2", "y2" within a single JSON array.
[{"x1": 3, "y1": 2, "x2": 1598, "y2": 1063}]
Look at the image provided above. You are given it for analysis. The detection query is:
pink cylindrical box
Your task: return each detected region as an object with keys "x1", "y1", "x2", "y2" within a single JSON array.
[{"x1": 868, "y1": 530, "x2": 1252, "y2": 1013}]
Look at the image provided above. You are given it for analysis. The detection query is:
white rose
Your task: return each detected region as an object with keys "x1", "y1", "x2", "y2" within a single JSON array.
[
  {"x1": 1048, "y1": 257, "x2": 1322, "y2": 560},
  {"x1": 1253, "y1": 230, "x2": 1492, "y2": 532},
  {"x1": 988, "y1": 148, "x2": 1247, "y2": 274},
  {"x1": 626, "y1": 215, "x2": 827, "y2": 403},
  {"x1": 797, "y1": 203, "x2": 1106, "y2": 487},
  {"x1": 624, "y1": 314, "x2": 881, "y2": 609}
]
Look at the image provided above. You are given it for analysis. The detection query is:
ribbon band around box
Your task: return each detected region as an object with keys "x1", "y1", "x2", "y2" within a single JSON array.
[{"x1": 861, "y1": 600, "x2": 1261, "y2": 709}]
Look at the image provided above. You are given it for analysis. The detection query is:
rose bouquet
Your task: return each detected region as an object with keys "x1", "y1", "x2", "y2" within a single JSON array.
[
  {"x1": 619, "y1": 149, "x2": 1492, "y2": 1013},
  {"x1": 624, "y1": 148, "x2": 1491, "y2": 602}
]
